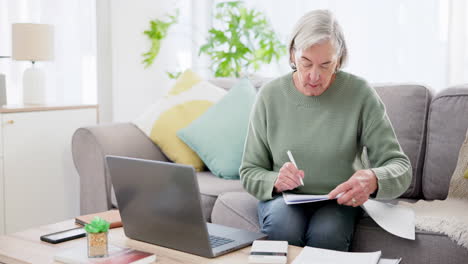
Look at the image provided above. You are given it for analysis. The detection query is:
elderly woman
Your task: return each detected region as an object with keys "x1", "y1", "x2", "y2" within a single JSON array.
[{"x1": 239, "y1": 10, "x2": 412, "y2": 251}]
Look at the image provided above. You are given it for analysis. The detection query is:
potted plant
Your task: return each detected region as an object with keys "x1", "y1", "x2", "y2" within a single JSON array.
[
  {"x1": 199, "y1": 1, "x2": 286, "y2": 77},
  {"x1": 85, "y1": 216, "x2": 110, "y2": 258}
]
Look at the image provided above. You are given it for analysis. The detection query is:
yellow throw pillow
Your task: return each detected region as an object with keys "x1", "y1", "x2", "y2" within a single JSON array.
[
  {"x1": 167, "y1": 69, "x2": 203, "y2": 96},
  {"x1": 133, "y1": 70, "x2": 226, "y2": 171}
]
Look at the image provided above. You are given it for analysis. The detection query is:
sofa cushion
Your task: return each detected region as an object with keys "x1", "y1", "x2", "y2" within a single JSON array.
[
  {"x1": 196, "y1": 172, "x2": 245, "y2": 222},
  {"x1": 423, "y1": 86, "x2": 468, "y2": 199},
  {"x1": 178, "y1": 79, "x2": 257, "y2": 179},
  {"x1": 211, "y1": 191, "x2": 260, "y2": 232},
  {"x1": 373, "y1": 84, "x2": 431, "y2": 198}
]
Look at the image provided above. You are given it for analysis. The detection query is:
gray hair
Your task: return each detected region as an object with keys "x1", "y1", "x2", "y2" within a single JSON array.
[{"x1": 288, "y1": 10, "x2": 347, "y2": 70}]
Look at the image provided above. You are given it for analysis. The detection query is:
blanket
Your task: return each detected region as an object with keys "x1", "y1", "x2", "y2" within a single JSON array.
[{"x1": 400, "y1": 129, "x2": 468, "y2": 249}]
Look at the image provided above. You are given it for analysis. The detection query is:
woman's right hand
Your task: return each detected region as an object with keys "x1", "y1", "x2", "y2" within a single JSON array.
[{"x1": 274, "y1": 162, "x2": 305, "y2": 193}]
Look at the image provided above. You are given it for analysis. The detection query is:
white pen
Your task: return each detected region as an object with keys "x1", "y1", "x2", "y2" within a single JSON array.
[{"x1": 287, "y1": 150, "x2": 304, "y2": 186}]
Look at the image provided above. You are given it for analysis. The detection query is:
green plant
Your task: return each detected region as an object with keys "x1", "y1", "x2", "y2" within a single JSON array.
[
  {"x1": 199, "y1": 1, "x2": 286, "y2": 77},
  {"x1": 166, "y1": 71, "x2": 182, "y2": 79},
  {"x1": 84, "y1": 216, "x2": 110, "y2": 233},
  {"x1": 142, "y1": 10, "x2": 179, "y2": 68}
]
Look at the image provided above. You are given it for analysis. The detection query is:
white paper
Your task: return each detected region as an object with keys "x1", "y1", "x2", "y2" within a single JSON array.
[
  {"x1": 361, "y1": 199, "x2": 415, "y2": 240},
  {"x1": 282, "y1": 192, "x2": 342, "y2": 205},
  {"x1": 250, "y1": 240, "x2": 288, "y2": 253},
  {"x1": 249, "y1": 240, "x2": 288, "y2": 264},
  {"x1": 292, "y1": 246, "x2": 381, "y2": 264}
]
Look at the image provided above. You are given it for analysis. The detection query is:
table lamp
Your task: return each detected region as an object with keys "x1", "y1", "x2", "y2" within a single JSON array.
[{"x1": 12, "y1": 23, "x2": 54, "y2": 105}]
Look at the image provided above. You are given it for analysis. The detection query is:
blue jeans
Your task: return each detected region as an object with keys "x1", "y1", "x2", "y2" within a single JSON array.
[{"x1": 258, "y1": 195, "x2": 362, "y2": 251}]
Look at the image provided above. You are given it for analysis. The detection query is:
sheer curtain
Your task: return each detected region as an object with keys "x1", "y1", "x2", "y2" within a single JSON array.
[
  {"x1": 0, "y1": 0, "x2": 96, "y2": 105},
  {"x1": 210, "y1": 0, "x2": 468, "y2": 91},
  {"x1": 448, "y1": 0, "x2": 468, "y2": 87}
]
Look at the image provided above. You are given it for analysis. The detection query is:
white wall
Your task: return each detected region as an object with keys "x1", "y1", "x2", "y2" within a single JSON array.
[{"x1": 109, "y1": 0, "x2": 192, "y2": 122}]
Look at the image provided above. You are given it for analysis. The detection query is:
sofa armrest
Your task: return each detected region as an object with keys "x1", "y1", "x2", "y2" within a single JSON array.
[{"x1": 72, "y1": 122, "x2": 168, "y2": 214}]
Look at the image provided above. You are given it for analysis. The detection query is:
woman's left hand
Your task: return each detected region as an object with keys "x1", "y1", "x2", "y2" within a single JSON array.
[{"x1": 327, "y1": 169, "x2": 378, "y2": 207}]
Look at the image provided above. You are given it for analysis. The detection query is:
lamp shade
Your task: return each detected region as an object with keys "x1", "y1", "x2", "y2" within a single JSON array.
[{"x1": 12, "y1": 23, "x2": 54, "y2": 61}]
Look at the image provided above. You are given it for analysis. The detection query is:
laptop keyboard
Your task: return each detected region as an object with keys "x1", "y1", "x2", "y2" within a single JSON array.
[{"x1": 209, "y1": 235, "x2": 234, "y2": 248}]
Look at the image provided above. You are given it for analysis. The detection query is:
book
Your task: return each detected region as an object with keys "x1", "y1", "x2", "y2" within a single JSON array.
[
  {"x1": 292, "y1": 246, "x2": 381, "y2": 264},
  {"x1": 75, "y1": 210, "x2": 122, "y2": 229},
  {"x1": 54, "y1": 244, "x2": 156, "y2": 264},
  {"x1": 249, "y1": 240, "x2": 288, "y2": 264}
]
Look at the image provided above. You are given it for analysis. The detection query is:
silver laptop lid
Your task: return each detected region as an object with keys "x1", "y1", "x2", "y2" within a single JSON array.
[{"x1": 106, "y1": 155, "x2": 213, "y2": 257}]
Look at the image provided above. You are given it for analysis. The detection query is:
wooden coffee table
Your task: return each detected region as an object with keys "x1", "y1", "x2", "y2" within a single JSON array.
[{"x1": 0, "y1": 219, "x2": 302, "y2": 263}]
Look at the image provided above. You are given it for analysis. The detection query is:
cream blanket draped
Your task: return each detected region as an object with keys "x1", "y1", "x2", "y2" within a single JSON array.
[{"x1": 400, "y1": 130, "x2": 468, "y2": 249}]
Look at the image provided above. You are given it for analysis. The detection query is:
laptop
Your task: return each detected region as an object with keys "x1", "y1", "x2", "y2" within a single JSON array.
[{"x1": 106, "y1": 155, "x2": 267, "y2": 258}]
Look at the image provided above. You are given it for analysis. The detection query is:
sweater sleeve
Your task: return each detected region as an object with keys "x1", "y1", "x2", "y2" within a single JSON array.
[
  {"x1": 361, "y1": 85, "x2": 412, "y2": 200},
  {"x1": 239, "y1": 94, "x2": 278, "y2": 201}
]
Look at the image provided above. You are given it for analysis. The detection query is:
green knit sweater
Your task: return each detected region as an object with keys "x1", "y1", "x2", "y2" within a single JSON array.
[{"x1": 239, "y1": 71, "x2": 412, "y2": 201}]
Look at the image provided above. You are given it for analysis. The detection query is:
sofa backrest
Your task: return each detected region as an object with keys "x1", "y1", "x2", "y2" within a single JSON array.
[
  {"x1": 422, "y1": 85, "x2": 468, "y2": 200},
  {"x1": 373, "y1": 84, "x2": 432, "y2": 198}
]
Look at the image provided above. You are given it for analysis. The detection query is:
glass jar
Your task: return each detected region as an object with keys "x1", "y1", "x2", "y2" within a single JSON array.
[{"x1": 87, "y1": 231, "x2": 108, "y2": 258}]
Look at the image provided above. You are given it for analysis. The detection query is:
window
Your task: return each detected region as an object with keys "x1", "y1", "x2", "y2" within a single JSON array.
[
  {"x1": 0, "y1": 0, "x2": 97, "y2": 105},
  {"x1": 210, "y1": 0, "x2": 467, "y2": 91}
]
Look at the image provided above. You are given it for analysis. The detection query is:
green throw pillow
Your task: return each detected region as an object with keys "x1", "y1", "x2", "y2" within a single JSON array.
[
  {"x1": 177, "y1": 79, "x2": 257, "y2": 179},
  {"x1": 464, "y1": 169, "x2": 468, "y2": 179}
]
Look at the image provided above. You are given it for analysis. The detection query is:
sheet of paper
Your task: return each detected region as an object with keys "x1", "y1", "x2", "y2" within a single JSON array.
[
  {"x1": 282, "y1": 192, "x2": 342, "y2": 205},
  {"x1": 292, "y1": 246, "x2": 381, "y2": 264},
  {"x1": 361, "y1": 199, "x2": 415, "y2": 240}
]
